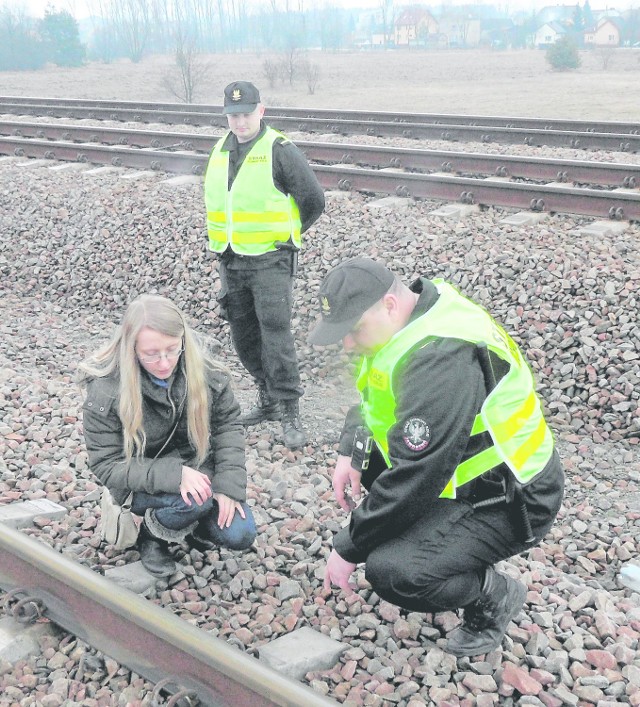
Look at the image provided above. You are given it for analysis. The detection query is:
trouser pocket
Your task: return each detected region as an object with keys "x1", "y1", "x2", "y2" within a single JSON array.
[{"x1": 217, "y1": 289, "x2": 229, "y2": 321}]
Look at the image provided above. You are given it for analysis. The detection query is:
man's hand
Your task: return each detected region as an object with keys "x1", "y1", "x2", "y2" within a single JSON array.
[
  {"x1": 180, "y1": 466, "x2": 213, "y2": 506},
  {"x1": 213, "y1": 492, "x2": 246, "y2": 528},
  {"x1": 333, "y1": 454, "x2": 363, "y2": 512},
  {"x1": 323, "y1": 548, "x2": 357, "y2": 595}
]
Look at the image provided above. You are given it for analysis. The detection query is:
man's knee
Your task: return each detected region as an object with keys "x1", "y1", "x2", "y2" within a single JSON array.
[
  {"x1": 365, "y1": 548, "x2": 451, "y2": 612},
  {"x1": 257, "y1": 303, "x2": 292, "y2": 333},
  {"x1": 365, "y1": 549, "x2": 421, "y2": 601}
]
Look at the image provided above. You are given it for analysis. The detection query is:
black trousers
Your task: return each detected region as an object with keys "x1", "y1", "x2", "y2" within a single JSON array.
[
  {"x1": 364, "y1": 454, "x2": 563, "y2": 613},
  {"x1": 219, "y1": 257, "x2": 302, "y2": 401}
]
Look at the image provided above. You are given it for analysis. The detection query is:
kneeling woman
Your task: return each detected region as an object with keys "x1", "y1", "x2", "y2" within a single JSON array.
[{"x1": 79, "y1": 294, "x2": 256, "y2": 577}]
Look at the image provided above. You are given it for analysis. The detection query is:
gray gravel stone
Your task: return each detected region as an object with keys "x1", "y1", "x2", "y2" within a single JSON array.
[{"x1": 1, "y1": 149, "x2": 639, "y2": 706}]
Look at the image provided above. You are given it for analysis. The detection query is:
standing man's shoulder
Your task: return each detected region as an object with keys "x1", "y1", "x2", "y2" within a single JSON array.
[
  {"x1": 270, "y1": 128, "x2": 325, "y2": 231},
  {"x1": 271, "y1": 130, "x2": 307, "y2": 161}
]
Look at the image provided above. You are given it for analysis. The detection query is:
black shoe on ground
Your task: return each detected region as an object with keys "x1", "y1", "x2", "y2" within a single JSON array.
[
  {"x1": 138, "y1": 522, "x2": 176, "y2": 578},
  {"x1": 446, "y1": 567, "x2": 527, "y2": 657},
  {"x1": 239, "y1": 386, "x2": 281, "y2": 426},
  {"x1": 282, "y1": 399, "x2": 306, "y2": 450}
]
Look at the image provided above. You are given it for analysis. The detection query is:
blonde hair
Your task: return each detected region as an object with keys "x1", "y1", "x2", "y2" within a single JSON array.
[{"x1": 79, "y1": 294, "x2": 221, "y2": 466}]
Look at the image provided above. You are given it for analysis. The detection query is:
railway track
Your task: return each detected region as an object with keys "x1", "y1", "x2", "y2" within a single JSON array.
[
  {"x1": 1, "y1": 119, "x2": 639, "y2": 221},
  {"x1": 2, "y1": 95, "x2": 640, "y2": 136},
  {"x1": 1, "y1": 97, "x2": 639, "y2": 153},
  {"x1": 0, "y1": 523, "x2": 337, "y2": 707}
]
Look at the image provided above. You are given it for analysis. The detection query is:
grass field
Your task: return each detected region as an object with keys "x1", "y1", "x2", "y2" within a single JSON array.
[{"x1": 1, "y1": 47, "x2": 639, "y2": 120}]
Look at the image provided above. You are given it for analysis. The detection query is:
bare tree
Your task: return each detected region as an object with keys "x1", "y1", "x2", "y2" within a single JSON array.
[
  {"x1": 281, "y1": 44, "x2": 303, "y2": 85},
  {"x1": 164, "y1": 47, "x2": 210, "y2": 103},
  {"x1": 109, "y1": 0, "x2": 151, "y2": 62},
  {"x1": 379, "y1": 0, "x2": 395, "y2": 47},
  {"x1": 163, "y1": 5, "x2": 211, "y2": 103},
  {"x1": 299, "y1": 57, "x2": 320, "y2": 94},
  {"x1": 216, "y1": 0, "x2": 228, "y2": 51},
  {"x1": 148, "y1": 0, "x2": 172, "y2": 53},
  {"x1": 262, "y1": 57, "x2": 280, "y2": 88},
  {"x1": 596, "y1": 46, "x2": 615, "y2": 70}
]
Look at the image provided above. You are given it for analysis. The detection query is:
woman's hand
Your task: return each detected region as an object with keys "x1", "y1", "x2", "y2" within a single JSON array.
[
  {"x1": 180, "y1": 466, "x2": 212, "y2": 506},
  {"x1": 213, "y1": 492, "x2": 246, "y2": 528}
]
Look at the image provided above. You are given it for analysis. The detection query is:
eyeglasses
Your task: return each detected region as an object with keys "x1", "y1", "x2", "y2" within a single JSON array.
[{"x1": 137, "y1": 345, "x2": 183, "y2": 364}]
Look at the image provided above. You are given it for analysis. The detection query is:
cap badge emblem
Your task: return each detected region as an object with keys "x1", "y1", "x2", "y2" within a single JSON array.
[
  {"x1": 321, "y1": 296, "x2": 331, "y2": 316},
  {"x1": 231, "y1": 89, "x2": 242, "y2": 101}
]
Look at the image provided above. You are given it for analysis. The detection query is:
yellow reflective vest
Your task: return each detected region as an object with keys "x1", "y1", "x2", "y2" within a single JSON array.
[
  {"x1": 356, "y1": 280, "x2": 554, "y2": 499},
  {"x1": 204, "y1": 128, "x2": 302, "y2": 255}
]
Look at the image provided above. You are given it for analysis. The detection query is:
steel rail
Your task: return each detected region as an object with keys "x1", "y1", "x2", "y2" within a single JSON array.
[
  {"x1": 0, "y1": 524, "x2": 337, "y2": 707},
  {"x1": 1, "y1": 101, "x2": 638, "y2": 153},
  {"x1": 2, "y1": 121, "x2": 639, "y2": 189},
  {"x1": 0, "y1": 136, "x2": 204, "y2": 174},
  {"x1": 1, "y1": 136, "x2": 639, "y2": 221},
  {"x1": 312, "y1": 165, "x2": 640, "y2": 221},
  {"x1": 2, "y1": 96, "x2": 639, "y2": 136}
]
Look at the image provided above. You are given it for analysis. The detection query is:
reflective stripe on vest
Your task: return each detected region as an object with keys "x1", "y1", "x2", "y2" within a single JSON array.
[
  {"x1": 204, "y1": 128, "x2": 302, "y2": 255},
  {"x1": 356, "y1": 280, "x2": 554, "y2": 499}
]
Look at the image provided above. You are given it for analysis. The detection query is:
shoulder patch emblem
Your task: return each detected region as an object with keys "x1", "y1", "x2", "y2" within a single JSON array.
[{"x1": 402, "y1": 417, "x2": 431, "y2": 452}]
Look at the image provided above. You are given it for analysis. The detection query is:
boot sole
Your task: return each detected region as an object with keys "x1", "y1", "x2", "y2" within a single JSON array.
[
  {"x1": 140, "y1": 560, "x2": 176, "y2": 578},
  {"x1": 240, "y1": 412, "x2": 282, "y2": 426}
]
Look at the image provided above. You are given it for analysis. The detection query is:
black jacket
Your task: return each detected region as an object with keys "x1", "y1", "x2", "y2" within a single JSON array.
[
  {"x1": 333, "y1": 278, "x2": 564, "y2": 563},
  {"x1": 82, "y1": 363, "x2": 247, "y2": 505}
]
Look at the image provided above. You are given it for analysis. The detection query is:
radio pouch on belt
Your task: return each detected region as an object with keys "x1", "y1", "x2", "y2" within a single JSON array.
[
  {"x1": 474, "y1": 343, "x2": 535, "y2": 545},
  {"x1": 351, "y1": 426, "x2": 373, "y2": 472}
]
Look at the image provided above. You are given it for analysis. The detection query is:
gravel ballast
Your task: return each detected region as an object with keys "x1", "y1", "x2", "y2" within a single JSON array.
[{"x1": 1, "y1": 155, "x2": 639, "y2": 706}]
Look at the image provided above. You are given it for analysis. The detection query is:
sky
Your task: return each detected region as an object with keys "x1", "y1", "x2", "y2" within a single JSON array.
[{"x1": 7, "y1": 0, "x2": 639, "y2": 20}]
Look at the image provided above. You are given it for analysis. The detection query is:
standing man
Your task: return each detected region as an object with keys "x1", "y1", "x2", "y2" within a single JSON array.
[
  {"x1": 204, "y1": 81, "x2": 325, "y2": 449},
  {"x1": 308, "y1": 258, "x2": 564, "y2": 657}
]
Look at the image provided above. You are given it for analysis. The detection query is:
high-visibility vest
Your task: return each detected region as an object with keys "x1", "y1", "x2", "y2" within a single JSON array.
[
  {"x1": 204, "y1": 128, "x2": 302, "y2": 255},
  {"x1": 356, "y1": 280, "x2": 554, "y2": 499}
]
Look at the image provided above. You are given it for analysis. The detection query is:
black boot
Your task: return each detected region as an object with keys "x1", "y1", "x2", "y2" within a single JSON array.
[
  {"x1": 138, "y1": 521, "x2": 176, "y2": 578},
  {"x1": 446, "y1": 568, "x2": 526, "y2": 657},
  {"x1": 239, "y1": 386, "x2": 281, "y2": 426},
  {"x1": 282, "y1": 399, "x2": 306, "y2": 450},
  {"x1": 188, "y1": 528, "x2": 216, "y2": 553}
]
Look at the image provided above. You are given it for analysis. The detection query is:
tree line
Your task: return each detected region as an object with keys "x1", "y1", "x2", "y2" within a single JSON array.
[
  {"x1": 0, "y1": 6, "x2": 84, "y2": 70},
  {"x1": 0, "y1": 0, "x2": 354, "y2": 71},
  {"x1": 89, "y1": 0, "x2": 353, "y2": 62}
]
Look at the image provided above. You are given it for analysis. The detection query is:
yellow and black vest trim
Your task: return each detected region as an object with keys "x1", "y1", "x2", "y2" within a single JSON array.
[
  {"x1": 204, "y1": 128, "x2": 302, "y2": 255},
  {"x1": 356, "y1": 281, "x2": 554, "y2": 499}
]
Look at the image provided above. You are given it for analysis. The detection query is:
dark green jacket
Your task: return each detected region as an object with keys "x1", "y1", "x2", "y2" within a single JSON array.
[{"x1": 82, "y1": 363, "x2": 247, "y2": 505}]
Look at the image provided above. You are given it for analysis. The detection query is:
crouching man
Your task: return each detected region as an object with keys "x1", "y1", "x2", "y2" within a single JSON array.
[{"x1": 309, "y1": 258, "x2": 564, "y2": 657}]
